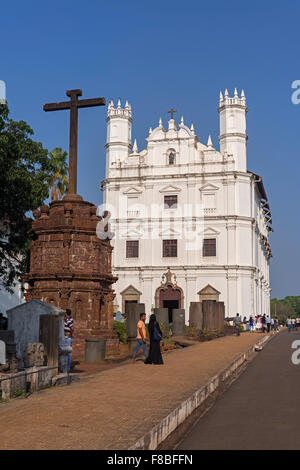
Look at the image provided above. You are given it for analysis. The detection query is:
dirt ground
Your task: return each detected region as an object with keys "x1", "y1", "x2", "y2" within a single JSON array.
[{"x1": 0, "y1": 332, "x2": 267, "y2": 450}]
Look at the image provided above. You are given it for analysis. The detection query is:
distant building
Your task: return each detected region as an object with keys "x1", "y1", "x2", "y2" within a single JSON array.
[{"x1": 102, "y1": 90, "x2": 273, "y2": 322}]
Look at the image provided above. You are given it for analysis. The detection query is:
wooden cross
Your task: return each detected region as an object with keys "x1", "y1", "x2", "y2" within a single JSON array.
[
  {"x1": 168, "y1": 108, "x2": 177, "y2": 120},
  {"x1": 44, "y1": 89, "x2": 106, "y2": 195}
]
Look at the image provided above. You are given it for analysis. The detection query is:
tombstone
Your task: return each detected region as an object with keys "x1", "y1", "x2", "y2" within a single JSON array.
[
  {"x1": 189, "y1": 302, "x2": 203, "y2": 332},
  {"x1": 0, "y1": 340, "x2": 5, "y2": 365},
  {"x1": 126, "y1": 303, "x2": 145, "y2": 353},
  {"x1": 85, "y1": 338, "x2": 107, "y2": 362},
  {"x1": 153, "y1": 308, "x2": 169, "y2": 333},
  {"x1": 172, "y1": 309, "x2": 186, "y2": 336},
  {"x1": 6, "y1": 299, "x2": 66, "y2": 370},
  {"x1": 202, "y1": 301, "x2": 225, "y2": 330}
]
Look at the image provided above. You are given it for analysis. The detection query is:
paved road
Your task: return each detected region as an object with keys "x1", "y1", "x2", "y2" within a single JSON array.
[{"x1": 179, "y1": 330, "x2": 300, "y2": 450}]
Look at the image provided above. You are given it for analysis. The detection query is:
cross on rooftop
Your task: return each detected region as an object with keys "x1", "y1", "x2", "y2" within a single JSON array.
[{"x1": 168, "y1": 108, "x2": 177, "y2": 120}]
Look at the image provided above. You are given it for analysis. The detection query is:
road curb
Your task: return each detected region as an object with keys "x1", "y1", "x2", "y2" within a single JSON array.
[{"x1": 130, "y1": 333, "x2": 275, "y2": 450}]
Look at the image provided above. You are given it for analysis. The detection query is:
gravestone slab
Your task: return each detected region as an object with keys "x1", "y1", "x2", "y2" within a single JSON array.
[
  {"x1": 172, "y1": 309, "x2": 186, "y2": 336},
  {"x1": 153, "y1": 308, "x2": 169, "y2": 332},
  {"x1": 189, "y1": 302, "x2": 203, "y2": 332},
  {"x1": 0, "y1": 340, "x2": 5, "y2": 365}
]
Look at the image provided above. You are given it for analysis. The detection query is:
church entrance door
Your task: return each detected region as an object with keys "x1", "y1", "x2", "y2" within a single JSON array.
[{"x1": 159, "y1": 285, "x2": 181, "y2": 323}]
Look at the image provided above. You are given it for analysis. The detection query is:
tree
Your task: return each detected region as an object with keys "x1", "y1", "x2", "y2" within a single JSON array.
[
  {"x1": 282, "y1": 296, "x2": 300, "y2": 317},
  {"x1": 270, "y1": 298, "x2": 295, "y2": 323},
  {"x1": 0, "y1": 104, "x2": 68, "y2": 292},
  {"x1": 49, "y1": 147, "x2": 68, "y2": 201}
]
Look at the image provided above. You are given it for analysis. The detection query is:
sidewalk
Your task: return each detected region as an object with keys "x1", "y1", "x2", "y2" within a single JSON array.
[{"x1": 0, "y1": 332, "x2": 269, "y2": 450}]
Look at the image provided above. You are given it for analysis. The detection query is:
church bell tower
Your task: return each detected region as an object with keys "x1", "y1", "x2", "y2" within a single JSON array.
[
  {"x1": 105, "y1": 98, "x2": 132, "y2": 176},
  {"x1": 218, "y1": 88, "x2": 248, "y2": 172}
]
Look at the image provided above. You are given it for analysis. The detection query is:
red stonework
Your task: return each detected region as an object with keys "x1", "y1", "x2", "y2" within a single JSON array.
[{"x1": 24, "y1": 194, "x2": 119, "y2": 360}]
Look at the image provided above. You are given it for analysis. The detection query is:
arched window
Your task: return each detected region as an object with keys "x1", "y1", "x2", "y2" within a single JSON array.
[{"x1": 168, "y1": 152, "x2": 175, "y2": 165}]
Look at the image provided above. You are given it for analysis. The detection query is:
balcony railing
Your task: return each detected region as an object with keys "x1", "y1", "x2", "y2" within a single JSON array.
[
  {"x1": 204, "y1": 208, "x2": 216, "y2": 215},
  {"x1": 126, "y1": 210, "x2": 140, "y2": 218}
]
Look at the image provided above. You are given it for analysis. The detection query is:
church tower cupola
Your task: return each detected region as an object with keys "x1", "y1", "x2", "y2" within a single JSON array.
[
  {"x1": 105, "y1": 98, "x2": 132, "y2": 175},
  {"x1": 218, "y1": 88, "x2": 248, "y2": 172}
]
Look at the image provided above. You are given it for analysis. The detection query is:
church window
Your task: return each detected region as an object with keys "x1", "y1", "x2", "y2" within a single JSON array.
[
  {"x1": 203, "y1": 238, "x2": 216, "y2": 257},
  {"x1": 164, "y1": 195, "x2": 177, "y2": 209},
  {"x1": 163, "y1": 239, "x2": 177, "y2": 257},
  {"x1": 168, "y1": 152, "x2": 175, "y2": 165},
  {"x1": 126, "y1": 240, "x2": 139, "y2": 258}
]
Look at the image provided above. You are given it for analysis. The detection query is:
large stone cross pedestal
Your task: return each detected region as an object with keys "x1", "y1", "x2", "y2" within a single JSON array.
[{"x1": 24, "y1": 194, "x2": 119, "y2": 360}]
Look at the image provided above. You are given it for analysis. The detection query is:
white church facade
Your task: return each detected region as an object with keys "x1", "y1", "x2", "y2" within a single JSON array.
[{"x1": 102, "y1": 90, "x2": 272, "y2": 322}]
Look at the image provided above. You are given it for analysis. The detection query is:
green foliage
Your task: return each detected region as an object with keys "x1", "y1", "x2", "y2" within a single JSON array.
[
  {"x1": 13, "y1": 389, "x2": 25, "y2": 398},
  {"x1": 162, "y1": 336, "x2": 174, "y2": 346},
  {"x1": 0, "y1": 104, "x2": 68, "y2": 291},
  {"x1": 113, "y1": 321, "x2": 127, "y2": 344},
  {"x1": 202, "y1": 328, "x2": 213, "y2": 335},
  {"x1": 270, "y1": 298, "x2": 297, "y2": 322},
  {"x1": 185, "y1": 325, "x2": 198, "y2": 337}
]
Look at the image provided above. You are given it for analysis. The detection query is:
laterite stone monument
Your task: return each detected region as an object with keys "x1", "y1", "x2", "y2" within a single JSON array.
[{"x1": 24, "y1": 89, "x2": 118, "y2": 359}]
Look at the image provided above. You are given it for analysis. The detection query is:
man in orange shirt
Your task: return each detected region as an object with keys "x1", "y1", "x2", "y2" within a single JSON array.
[{"x1": 131, "y1": 313, "x2": 148, "y2": 363}]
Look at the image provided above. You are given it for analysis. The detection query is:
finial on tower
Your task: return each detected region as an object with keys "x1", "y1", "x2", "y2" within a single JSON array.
[
  {"x1": 159, "y1": 117, "x2": 162, "y2": 127},
  {"x1": 180, "y1": 116, "x2": 184, "y2": 125},
  {"x1": 117, "y1": 98, "x2": 121, "y2": 108},
  {"x1": 207, "y1": 134, "x2": 213, "y2": 149},
  {"x1": 190, "y1": 123, "x2": 194, "y2": 134},
  {"x1": 132, "y1": 138, "x2": 138, "y2": 154},
  {"x1": 224, "y1": 88, "x2": 229, "y2": 97},
  {"x1": 234, "y1": 88, "x2": 238, "y2": 97}
]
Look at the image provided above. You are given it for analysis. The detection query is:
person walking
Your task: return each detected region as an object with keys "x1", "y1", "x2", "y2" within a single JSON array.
[
  {"x1": 261, "y1": 314, "x2": 267, "y2": 333},
  {"x1": 64, "y1": 309, "x2": 74, "y2": 372},
  {"x1": 271, "y1": 317, "x2": 275, "y2": 331},
  {"x1": 132, "y1": 313, "x2": 148, "y2": 363},
  {"x1": 266, "y1": 315, "x2": 271, "y2": 333},
  {"x1": 287, "y1": 317, "x2": 292, "y2": 332},
  {"x1": 249, "y1": 316, "x2": 254, "y2": 332},
  {"x1": 145, "y1": 314, "x2": 164, "y2": 365},
  {"x1": 234, "y1": 313, "x2": 241, "y2": 336}
]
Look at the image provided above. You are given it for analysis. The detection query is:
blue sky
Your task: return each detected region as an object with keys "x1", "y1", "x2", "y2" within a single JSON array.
[{"x1": 1, "y1": 0, "x2": 299, "y2": 299}]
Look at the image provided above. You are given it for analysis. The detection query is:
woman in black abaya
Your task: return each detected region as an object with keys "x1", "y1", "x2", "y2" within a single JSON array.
[{"x1": 145, "y1": 314, "x2": 164, "y2": 365}]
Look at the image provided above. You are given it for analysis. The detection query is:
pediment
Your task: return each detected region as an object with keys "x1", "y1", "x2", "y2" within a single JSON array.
[
  {"x1": 200, "y1": 227, "x2": 220, "y2": 236},
  {"x1": 159, "y1": 184, "x2": 182, "y2": 193},
  {"x1": 199, "y1": 183, "x2": 220, "y2": 192},
  {"x1": 159, "y1": 227, "x2": 181, "y2": 237},
  {"x1": 120, "y1": 284, "x2": 142, "y2": 295},
  {"x1": 197, "y1": 284, "x2": 221, "y2": 295},
  {"x1": 120, "y1": 228, "x2": 143, "y2": 239},
  {"x1": 123, "y1": 186, "x2": 143, "y2": 195}
]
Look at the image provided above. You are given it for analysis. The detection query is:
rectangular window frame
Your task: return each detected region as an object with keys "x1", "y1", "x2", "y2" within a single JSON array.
[
  {"x1": 163, "y1": 239, "x2": 178, "y2": 258},
  {"x1": 126, "y1": 240, "x2": 139, "y2": 258},
  {"x1": 203, "y1": 238, "x2": 216, "y2": 257},
  {"x1": 164, "y1": 195, "x2": 178, "y2": 209}
]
